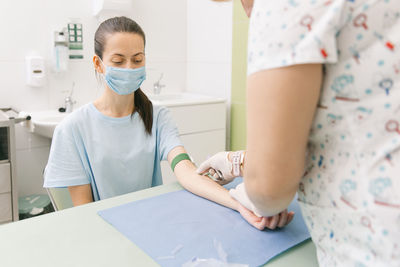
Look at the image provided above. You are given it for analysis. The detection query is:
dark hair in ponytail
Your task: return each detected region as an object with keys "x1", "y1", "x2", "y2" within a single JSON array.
[{"x1": 94, "y1": 16, "x2": 153, "y2": 135}]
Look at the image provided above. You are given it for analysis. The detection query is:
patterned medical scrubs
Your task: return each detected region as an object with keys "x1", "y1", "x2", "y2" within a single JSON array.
[{"x1": 247, "y1": 0, "x2": 400, "y2": 266}]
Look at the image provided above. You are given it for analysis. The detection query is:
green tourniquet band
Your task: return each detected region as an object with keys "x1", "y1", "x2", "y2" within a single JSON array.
[{"x1": 171, "y1": 153, "x2": 191, "y2": 171}]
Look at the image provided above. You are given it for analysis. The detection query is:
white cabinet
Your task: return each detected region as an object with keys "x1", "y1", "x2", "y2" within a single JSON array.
[
  {"x1": 160, "y1": 101, "x2": 226, "y2": 184},
  {"x1": 0, "y1": 193, "x2": 12, "y2": 223},
  {"x1": 0, "y1": 163, "x2": 12, "y2": 223},
  {"x1": 0, "y1": 110, "x2": 19, "y2": 224},
  {"x1": 0, "y1": 163, "x2": 11, "y2": 194}
]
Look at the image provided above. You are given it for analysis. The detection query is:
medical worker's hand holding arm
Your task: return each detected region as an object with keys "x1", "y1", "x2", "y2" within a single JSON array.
[
  {"x1": 169, "y1": 146, "x2": 293, "y2": 230},
  {"x1": 196, "y1": 151, "x2": 243, "y2": 185},
  {"x1": 196, "y1": 151, "x2": 294, "y2": 227},
  {"x1": 199, "y1": 64, "x2": 321, "y2": 217}
]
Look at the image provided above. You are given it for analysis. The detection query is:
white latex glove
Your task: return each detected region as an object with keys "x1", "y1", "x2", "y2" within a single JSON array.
[
  {"x1": 229, "y1": 182, "x2": 264, "y2": 217},
  {"x1": 196, "y1": 151, "x2": 237, "y2": 184}
]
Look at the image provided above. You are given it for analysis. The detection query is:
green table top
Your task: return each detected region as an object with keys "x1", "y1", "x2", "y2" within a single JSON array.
[{"x1": 0, "y1": 182, "x2": 318, "y2": 267}]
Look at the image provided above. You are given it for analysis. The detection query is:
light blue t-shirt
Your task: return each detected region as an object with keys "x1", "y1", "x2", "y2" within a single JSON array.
[{"x1": 43, "y1": 103, "x2": 182, "y2": 201}]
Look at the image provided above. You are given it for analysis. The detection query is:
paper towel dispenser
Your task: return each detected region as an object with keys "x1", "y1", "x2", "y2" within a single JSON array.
[{"x1": 92, "y1": 0, "x2": 133, "y2": 16}]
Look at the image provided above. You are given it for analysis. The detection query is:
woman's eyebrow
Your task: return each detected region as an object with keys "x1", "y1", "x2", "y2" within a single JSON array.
[{"x1": 111, "y1": 52, "x2": 144, "y2": 57}]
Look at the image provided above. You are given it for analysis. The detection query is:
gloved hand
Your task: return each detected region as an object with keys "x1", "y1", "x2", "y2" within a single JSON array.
[
  {"x1": 196, "y1": 151, "x2": 244, "y2": 185},
  {"x1": 229, "y1": 182, "x2": 264, "y2": 217}
]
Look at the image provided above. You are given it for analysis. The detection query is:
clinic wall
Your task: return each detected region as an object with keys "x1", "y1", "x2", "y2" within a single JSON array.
[
  {"x1": 0, "y1": 0, "x2": 187, "y2": 197},
  {"x1": 0, "y1": 0, "x2": 187, "y2": 110},
  {"x1": 230, "y1": 0, "x2": 249, "y2": 151},
  {"x1": 186, "y1": 0, "x2": 233, "y2": 149}
]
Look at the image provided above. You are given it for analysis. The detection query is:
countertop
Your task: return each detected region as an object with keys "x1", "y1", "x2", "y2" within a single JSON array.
[{"x1": 0, "y1": 182, "x2": 318, "y2": 267}]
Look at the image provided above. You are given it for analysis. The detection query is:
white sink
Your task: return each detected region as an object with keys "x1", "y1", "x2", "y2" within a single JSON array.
[
  {"x1": 149, "y1": 93, "x2": 185, "y2": 101},
  {"x1": 147, "y1": 92, "x2": 225, "y2": 107},
  {"x1": 27, "y1": 110, "x2": 68, "y2": 139},
  {"x1": 24, "y1": 93, "x2": 224, "y2": 138}
]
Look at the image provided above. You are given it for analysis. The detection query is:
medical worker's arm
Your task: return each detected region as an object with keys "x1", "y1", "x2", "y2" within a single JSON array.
[
  {"x1": 240, "y1": 0, "x2": 254, "y2": 17},
  {"x1": 245, "y1": 64, "x2": 322, "y2": 216},
  {"x1": 168, "y1": 146, "x2": 293, "y2": 230},
  {"x1": 68, "y1": 184, "x2": 93, "y2": 206}
]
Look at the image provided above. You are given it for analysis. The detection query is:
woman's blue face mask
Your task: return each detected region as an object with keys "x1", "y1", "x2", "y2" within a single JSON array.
[{"x1": 99, "y1": 57, "x2": 146, "y2": 95}]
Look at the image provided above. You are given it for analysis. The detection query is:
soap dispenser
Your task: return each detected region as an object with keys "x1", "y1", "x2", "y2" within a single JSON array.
[{"x1": 25, "y1": 55, "x2": 46, "y2": 87}]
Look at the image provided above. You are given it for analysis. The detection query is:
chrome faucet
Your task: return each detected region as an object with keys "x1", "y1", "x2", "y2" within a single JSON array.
[
  {"x1": 65, "y1": 83, "x2": 76, "y2": 113},
  {"x1": 153, "y1": 73, "x2": 165, "y2": 95}
]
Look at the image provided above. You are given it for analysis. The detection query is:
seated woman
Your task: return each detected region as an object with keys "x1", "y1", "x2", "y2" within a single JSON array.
[{"x1": 43, "y1": 16, "x2": 293, "y2": 230}]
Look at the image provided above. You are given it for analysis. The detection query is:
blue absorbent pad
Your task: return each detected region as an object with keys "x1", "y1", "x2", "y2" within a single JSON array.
[{"x1": 98, "y1": 187, "x2": 310, "y2": 267}]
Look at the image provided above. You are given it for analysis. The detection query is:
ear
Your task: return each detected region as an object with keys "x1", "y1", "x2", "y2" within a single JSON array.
[{"x1": 93, "y1": 55, "x2": 105, "y2": 74}]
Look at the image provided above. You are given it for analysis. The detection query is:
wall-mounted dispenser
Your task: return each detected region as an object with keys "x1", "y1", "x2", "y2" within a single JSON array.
[
  {"x1": 25, "y1": 55, "x2": 46, "y2": 87},
  {"x1": 53, "y1": 29, "x2": 69, "y2": 73},
  {"x1": 92, "y1": 0, "x2": 133, "y2": 17}
]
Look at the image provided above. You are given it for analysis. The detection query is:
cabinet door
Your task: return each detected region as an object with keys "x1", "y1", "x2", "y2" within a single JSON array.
[
  {"x1": 169, "y1": 104, "x2": 226, "y2": 135},
  {"x1": 0, "y1": 193, "x2": 12, "y2": 223},
  {"x1": 181, "y1": 130, "x2": 226, "y2": 165},
  {"x1": 161, "y1": 130, "x2": 226, "y2": 184},
  {"x1": 0, "y1": 163, "x2": 11, "y2": 194}
]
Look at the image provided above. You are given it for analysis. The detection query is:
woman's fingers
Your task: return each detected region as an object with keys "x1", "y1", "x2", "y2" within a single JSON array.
[
  {"x1": 267, "y1": 214, "x2": 280, "y2": 229},
  {"x1": 238, "y1": 203, "x2": 267, "y2": 230},
  {"x1": 277, "y1": 210, "x2": 288, "y2": 228},
  {"x1": 253, "y1": 216, "x2": 267, "y2": 230},
  {"x1": 237, "y1": 203, "x2": 295, "y2": 231},
  {"x1": 286, "y1": 211, "x2": 295, "y2": 225}
]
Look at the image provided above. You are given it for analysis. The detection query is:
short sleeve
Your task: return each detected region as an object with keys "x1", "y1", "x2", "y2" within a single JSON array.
[
  {"x1": 43, "y1": 120, "x2": 90, "y2": 188},
  {"x1": 247, "y1": 0, "x2": 348, "y2": 75},
  {"x1": 155, "y1": 106, "x2": 183, "y2": 161}
]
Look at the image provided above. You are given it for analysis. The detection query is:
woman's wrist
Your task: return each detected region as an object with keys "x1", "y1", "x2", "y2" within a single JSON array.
[{"x1": 230, "y1": 196, "x2": 240, "y2": 212}]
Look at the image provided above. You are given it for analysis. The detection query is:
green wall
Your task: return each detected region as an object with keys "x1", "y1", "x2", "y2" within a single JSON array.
[{"x1": 230, "y1": 0, "x2": 249, "y2": 151}]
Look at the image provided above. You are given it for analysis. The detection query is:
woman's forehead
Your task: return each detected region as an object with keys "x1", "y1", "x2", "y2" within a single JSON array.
[{"x1": 103, "y1": 32, "x2": 145, "y2": 56}]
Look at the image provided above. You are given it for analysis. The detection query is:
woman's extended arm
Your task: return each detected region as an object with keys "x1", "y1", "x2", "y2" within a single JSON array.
[
  {"x1": 68, "y1": 184, "x2": 93, "y2": 206},
  {"x1": 169, "y1": 146, "x2": 293, "y2": 230},
  {"x1": 245, "y1": 64, "x2": 322, "y2": 215}
]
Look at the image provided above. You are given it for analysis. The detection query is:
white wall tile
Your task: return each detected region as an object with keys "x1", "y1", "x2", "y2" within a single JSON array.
[
  {"x1": 187, "y1": 0, "x2": 232, "y2": 63},
  {"x1": 186, "y1": 0, "x2": 233, "y2": 149},
  {"x1": 187, "y1": 61, "x2": 232, "y2": 99},
  {"x1": 0, "y1": 0, "x2": 48, "y2": 62},
  {"x1": 0, "y1": 0, "x2": 187, "y2": 111},
  {"x1": 141, "y1": 61, "x2": 186, "y2": 95},
  {"x1": 128, "y1": 0, "x2": 187, "y2": 62},
  {"x1": 47, "y1": 60, "x2": 100, "y2": 110},
  {"x1": 0, "y1": 61, "x2": 49, "y2": 110}
]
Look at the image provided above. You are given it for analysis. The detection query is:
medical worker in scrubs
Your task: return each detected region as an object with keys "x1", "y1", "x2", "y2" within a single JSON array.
[{"x1": 200, "y1": 0, "x2": 400, "y2": 265}]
